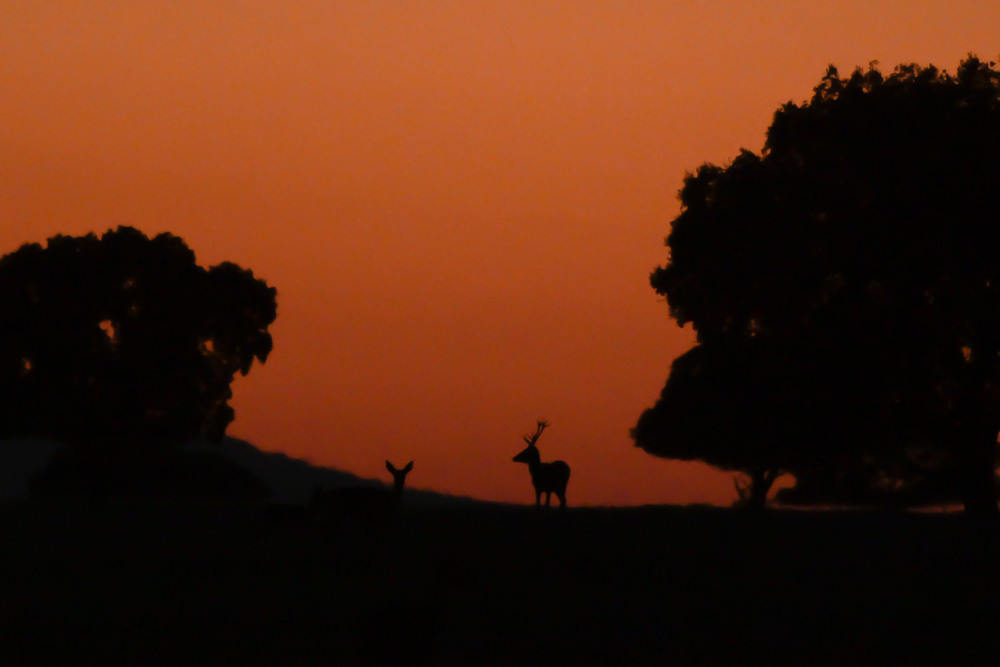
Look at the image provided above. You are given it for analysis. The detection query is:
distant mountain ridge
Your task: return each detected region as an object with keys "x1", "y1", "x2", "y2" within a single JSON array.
[{"x1": 0, "y1": 436, "x2": 482, "y2": 507}]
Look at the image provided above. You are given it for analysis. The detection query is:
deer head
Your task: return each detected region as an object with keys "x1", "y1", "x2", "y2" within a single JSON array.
[
  {"x1": 513, "y1": 420, "x2": 548, "y2": 464},
  {"x1": 385, "y1": 460, "x2": 413, "y2": 490}
]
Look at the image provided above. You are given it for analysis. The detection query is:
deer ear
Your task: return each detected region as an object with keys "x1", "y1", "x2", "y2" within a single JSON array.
[
  {"x1": 402, "y1": 461, "x2": 413, "y2": 473},
  {"x1": 386, "y1": 460, "x2": 396, "y2": 473}
]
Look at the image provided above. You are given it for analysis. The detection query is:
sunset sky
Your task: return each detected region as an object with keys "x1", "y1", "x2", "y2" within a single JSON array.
[{"x1": 2, "y1": 2, "x2": 998, "y2": 506}]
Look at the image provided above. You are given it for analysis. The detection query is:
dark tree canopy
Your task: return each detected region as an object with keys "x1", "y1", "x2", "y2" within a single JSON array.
[
  {"x1": 634, "y1": 56, "x2": 1000, "y2": 513},
  {"x1": 0, "y1": 226, "x2": 277, "y2": 452}
]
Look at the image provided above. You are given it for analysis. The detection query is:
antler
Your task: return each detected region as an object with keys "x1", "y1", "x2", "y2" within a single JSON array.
[{"x1": 523, "y1": 420, "x2": 549, "y2": 445}]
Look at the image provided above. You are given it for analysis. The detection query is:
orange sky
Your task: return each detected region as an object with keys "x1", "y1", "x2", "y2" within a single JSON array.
[{"x1": 1, "y1": 2, "x2": 998, "y2": 506}]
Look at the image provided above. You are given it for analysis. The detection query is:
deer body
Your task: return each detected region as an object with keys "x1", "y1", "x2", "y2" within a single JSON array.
[
  {"x1": 311, "y1": 460, "x2": 413, "y2": 522},
  {"x1": 513, "y1": 421, "x2": 570, "y2": 510}
]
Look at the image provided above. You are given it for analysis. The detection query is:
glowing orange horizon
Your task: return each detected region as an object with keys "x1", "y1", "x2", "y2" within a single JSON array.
[{"x1": 1, "y1": 2, "x2": 997, "y2": 505}]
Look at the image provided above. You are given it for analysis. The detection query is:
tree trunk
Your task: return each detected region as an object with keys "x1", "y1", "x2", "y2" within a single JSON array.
[
  {"x1": 747, "y1": 468, "x2": 777, "y2": 511},
  {"x1": 954, "y1": 350, "x2": 999, "y2": 518},
  {"x1": 959, "y1": 422, "x2": 998, "y2": 518}
]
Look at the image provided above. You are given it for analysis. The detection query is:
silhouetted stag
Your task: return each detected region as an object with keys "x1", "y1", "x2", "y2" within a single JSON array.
[
  {"x1": 513, "y1": 421, "x2": 570, "y2": 510},
  {"x1": 311, "y1": 460, "x2": 413, "y2": 523}
]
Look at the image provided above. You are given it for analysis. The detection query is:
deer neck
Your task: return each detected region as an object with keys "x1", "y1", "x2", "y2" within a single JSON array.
[{"x1": 389, "y1": 477, "x2": 407, "y2": 504}]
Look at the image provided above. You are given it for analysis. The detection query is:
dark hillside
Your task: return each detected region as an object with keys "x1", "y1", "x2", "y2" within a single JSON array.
[
  {"x1": 0, "y1": 437, "x2": 483, "y2": 507},
  {"x1": 1, "y1": 503, "x2": 998, "y2": 665},
  {"x1": 180, "y1": 437, "x2": 488, "y2": 508}
]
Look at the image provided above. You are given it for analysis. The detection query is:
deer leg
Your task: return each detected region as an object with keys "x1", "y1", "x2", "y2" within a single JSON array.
[
  {"x1": 557, "y1": 492, "x2": 566, "y2": 510},
  {"x1": 535, "y1": 490, "x2": 542, "y2": 507},
  {"x1": 545, "y1": 492, "x2": 552, "y2": 507}
]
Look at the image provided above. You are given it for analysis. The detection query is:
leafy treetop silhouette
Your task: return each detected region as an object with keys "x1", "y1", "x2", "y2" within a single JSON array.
[
  {"x1": 0, "y1": 226, "x2": 277, "y2": 453},
  {"x1": 634, "y1": 56, "x2": 1000, "y2": 514}
]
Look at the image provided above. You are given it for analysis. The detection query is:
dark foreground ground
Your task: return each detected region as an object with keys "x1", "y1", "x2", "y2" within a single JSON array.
[{"x1": 2, "y1": 501, "x2": 1000, "y2": 666}]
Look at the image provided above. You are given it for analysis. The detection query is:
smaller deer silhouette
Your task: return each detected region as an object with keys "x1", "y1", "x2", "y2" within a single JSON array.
[
  {"x1": 513, "y1": 421, "x2": 570, "y2": 510},
  {"x1": 311, "y1": 460, "x2": 413, "y2": 522}
]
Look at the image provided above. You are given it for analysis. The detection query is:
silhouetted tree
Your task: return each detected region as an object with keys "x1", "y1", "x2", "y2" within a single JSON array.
[
  {"x1": 0, "y1": 227, "x2": 277, "y2": 458},
  {"x1": 634, "y1": 56, "x2": 1000, "y2": 515}
]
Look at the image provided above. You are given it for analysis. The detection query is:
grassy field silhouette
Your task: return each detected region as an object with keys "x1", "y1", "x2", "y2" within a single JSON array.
[{"x1": 2, "y1": 500, "x2": 998, "y2": 665}]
